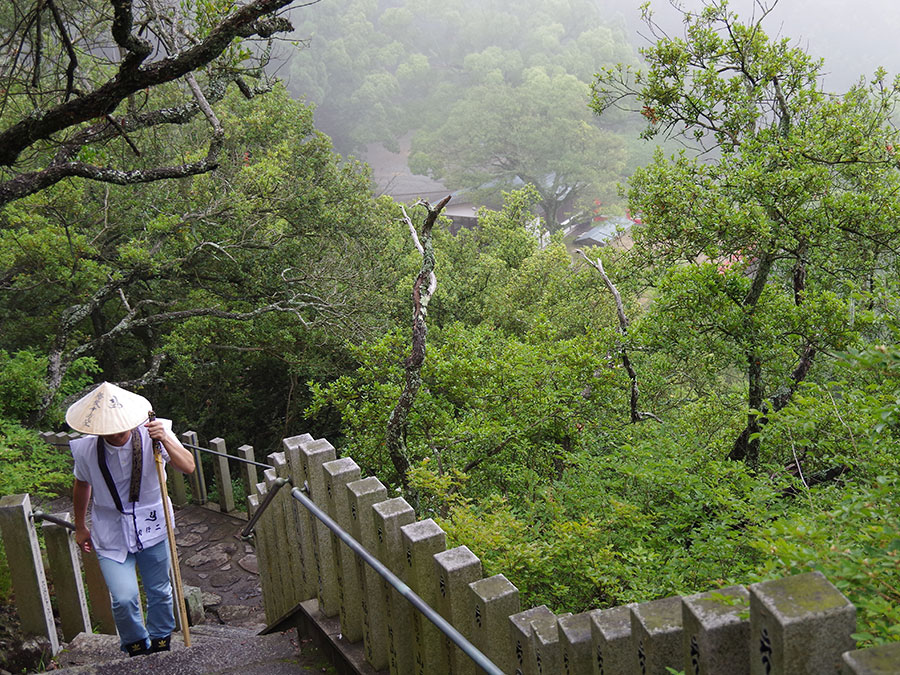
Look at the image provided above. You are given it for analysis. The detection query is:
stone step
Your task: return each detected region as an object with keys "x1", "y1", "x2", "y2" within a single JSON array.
[{"x1": 43, "y1": 626, "x2": 329, "y2": 674}]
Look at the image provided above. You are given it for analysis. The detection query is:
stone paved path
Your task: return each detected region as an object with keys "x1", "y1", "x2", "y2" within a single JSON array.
[{"x1": 173, "y1": 505, "x2": 267, "y2": 629}]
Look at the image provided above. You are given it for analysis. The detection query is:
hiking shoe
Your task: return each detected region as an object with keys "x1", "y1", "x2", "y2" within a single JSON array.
[
  {"x1": 149, "y1": 635, "x2": 171, "y2": 653},
  {"x1": 124, "y1": 639, "x2": 148, "y2": 657}
]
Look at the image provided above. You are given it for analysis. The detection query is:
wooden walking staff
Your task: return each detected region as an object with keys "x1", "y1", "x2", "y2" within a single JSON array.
[{"x1": 148, "y1": 411, "x2": 191, "y2": 647}]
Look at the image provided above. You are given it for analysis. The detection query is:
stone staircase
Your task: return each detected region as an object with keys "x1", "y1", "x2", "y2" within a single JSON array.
[{"x1": 43, "y1": 624, "x2": 335, "y2": 674}]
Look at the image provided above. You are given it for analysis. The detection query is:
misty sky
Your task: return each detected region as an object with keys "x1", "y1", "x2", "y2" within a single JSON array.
[{"x1": 610, "y1": 0, "x2": 899, "y2": 91}]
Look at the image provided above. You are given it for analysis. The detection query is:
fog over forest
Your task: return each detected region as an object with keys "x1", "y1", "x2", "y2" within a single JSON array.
[
  {"x1": 278, "y1": 0, "x2": 899, "y2": 222},
  {"x1": 617, "y1": 0, "x2": 899, "y2": 90}
]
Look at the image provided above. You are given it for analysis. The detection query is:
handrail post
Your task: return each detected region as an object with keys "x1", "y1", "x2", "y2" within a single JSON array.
[
  {"x1": 347, "y1": 476, "x2": 391, "y2": 670},
  {"x1": 263, "y1": 468, "x2": 294, "y2": 618},
  {"x1": 181, "y1": 431, "x2": 206, "y2": 505},
  {"x1": 402, "y1": 519, "x2": 449, "y2": 673},
  {"x1": 283, "y1": 434, "x2": 316, "y2": 601},
  {"x1": 373, "y1": 497, "x2": 416, "y2": 675},
  {"x1": 209, "y1": 437, "x2": 235, "y2": 514},
  {"x1": 297, "y1": 438, "x2": 339, "y2": 617},
  {"x1": 323, "y1": 457, "x2": 363, "y2": 642},
  {"x1": 435, "y1": 546, "x2": 483, "y2": 675},
  {"x1": 41, "y1": 511, "x2": 91, "y2": 641},
  {"x1": 0, "y1": 494, "x2": 59, "y2": 653},
  {"x1": 237, "y1": 444, "x2": 258, "y2": 509},
  {"x1": 289, "y1": 485, "x2": 505, "y2": 675}
]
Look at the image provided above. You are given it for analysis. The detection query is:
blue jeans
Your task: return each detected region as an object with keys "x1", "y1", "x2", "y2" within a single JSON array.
[{"x1": 97, "y1": 539, "x2": 175, "y2": 650}]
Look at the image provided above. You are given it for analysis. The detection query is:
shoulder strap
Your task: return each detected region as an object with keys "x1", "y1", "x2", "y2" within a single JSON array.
[
  {"x1": 96, "y1": 437, "x2": 125, "y2": 514},
  {"x1": 95, "y1": 430, "x2": 144, "y2": 513}
]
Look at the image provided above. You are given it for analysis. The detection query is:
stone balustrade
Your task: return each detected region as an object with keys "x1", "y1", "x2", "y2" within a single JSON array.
[{"x1": 2, "y1": 431, "x2": 898, "y2": 674}]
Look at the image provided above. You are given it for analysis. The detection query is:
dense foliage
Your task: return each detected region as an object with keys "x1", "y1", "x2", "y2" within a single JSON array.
[
  {"x1": 285, "y1": 0, "x2": 647, "y2": 225},
  {"x1": 1, "y1": 0, "x2": 898, "y2": 651}
]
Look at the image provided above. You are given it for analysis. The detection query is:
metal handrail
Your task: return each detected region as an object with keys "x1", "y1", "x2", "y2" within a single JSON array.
[
  {"x1": 31, "y1": 511, "x2": 76, "y2": 531},
  {"x1": 241, "y1": 477, "x2": 289, "y2": 539},
  {"x1": 287, "y1": 480, "x2": 505, "y2": 675},
  {"x1": 181, "y1": 442, "x2": 274, "y2": 471}
]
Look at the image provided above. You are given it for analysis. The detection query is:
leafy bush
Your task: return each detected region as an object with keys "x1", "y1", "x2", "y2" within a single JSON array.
[
  {"x1": 0, "y1": 420, "x2": 72, "y2": 498},
  {"x1": 748, "y1": 474, "x2": 900, "y2": 647}
]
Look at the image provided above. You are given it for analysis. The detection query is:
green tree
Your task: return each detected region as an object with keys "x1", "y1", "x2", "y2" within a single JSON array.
[
  {"x1": 592, "y1": 0, "x2": 900, "y2": 464},
  {"x1": 0, "y1": 85, "x2": 401, "y2": 440},
  {"x1": 411, "y1": 68, "x2": 626, "y2": 230},
  {"x1": 285, "y1": 0, "x2": 639, "y2": 156},
  {"x1": 0, "y1": 0, "x2": 303, "y2": 206}
]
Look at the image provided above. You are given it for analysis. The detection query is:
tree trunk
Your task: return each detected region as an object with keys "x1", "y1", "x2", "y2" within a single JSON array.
[
  {"x1": 385, "y1": 197, "x2": 450, "y2": 492},
  {"x1": 729, "y1": 351, "x2": 764, "y2": 464}
]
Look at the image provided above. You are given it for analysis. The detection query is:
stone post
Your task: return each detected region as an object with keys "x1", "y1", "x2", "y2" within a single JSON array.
[
  {"x1": 323, "y1": 457, "x2": 363, "y2": 642},
  {"x1": 434, "y1": 546, "x2": 482, "y2": 675},
  {"x1": 509, "y1": 605, "x2": 554, "y2": 675},
  {"x1": 560, "y1": 612, "x2": 593, "y2": 675},
  {"x1": 255, "y1": 480, "x2": 284, "y2": 622},
  {"x1": 248, "y1": 491, "x2": 277, "y2": 623},
  {"x1": 167, "y1": 458, "x2": 188, "y2": 508},
  {"x1": 749, "y1": 571, "x2": 856, "y2": 675},
  {"x1": 347, "y1": 476, "x2": 389, "y2": 670},
  {"x1": 0, "y1": 494, "x2": 59, "y2": 653},
  {"x1": 272, "y1": 451, "x2": 303, "y2": 610},
  {"x1": 41, "y1": 512, "x2": 91, "y2": 641},
  {"x1": 590, "y1": 605, "x2": 633, "y2": 675},
  {"x1": 682, "y1": 584, "x2": 750, "y2": 675},
  {"x1": 401, "y1": 519, "x2": 448, "y2": 675},
  {"x1": 209, "y1": 437, "x2": 236, "y2": 514},
  {"x1": 263, "y1": 465, "x2": 295, "y2": 616},
  {"x1": 531, "y1": 611, "x2": 569, "y2": 675},
  {"x1": 237, "y1": 444, "x2": 258, "y2": 503},
  {"x1": 298, "y1": 437, "x2": 339, "y2": 617},
  {"x1": 631, "y1": 596, "x2": 684, "y2": 675},
  {"x1": 842, "y1": 642, "x2": 900, "y2": 674},
  {"x1": 282, "y1": 433, "x2": 316, "y2": 601},
  {"x1": 80, "y1": 551, "x2": 115, "y2": 634},
  {"x1": 463, "y1": 574, "x2": 519, "y2": 673},
  {"x1": 181, "y1": 431, "x2": 206, "y2": 505},
  {"x1": 373, "y1": 497, "x2": 416, "y2": 675}
]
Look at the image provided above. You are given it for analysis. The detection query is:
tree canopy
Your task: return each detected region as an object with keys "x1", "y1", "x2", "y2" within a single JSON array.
[
  {"x1": 0, "y1": 0, "x2": 301, "y2": 206},
  {"x1": 592, "y1": 0, "x2": 900, "y2": 465}
]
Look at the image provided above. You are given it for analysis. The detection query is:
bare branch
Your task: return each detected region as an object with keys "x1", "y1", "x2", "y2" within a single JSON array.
[
  {"x1": 578, "y1": 248, "x2": 660, "y2": 424},
  {"x1": 0, "y1": 0, "x2": 300, "y2": 168}
]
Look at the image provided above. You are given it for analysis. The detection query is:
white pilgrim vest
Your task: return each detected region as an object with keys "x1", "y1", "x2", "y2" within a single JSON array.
[{"x1": 70, "y1": 421, "x2": 175, "y2": 562}]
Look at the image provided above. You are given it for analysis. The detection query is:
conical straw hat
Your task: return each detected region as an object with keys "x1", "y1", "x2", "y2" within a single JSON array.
[{"x1": 66, "y1": 382, "x2": 152, "y2": 435}]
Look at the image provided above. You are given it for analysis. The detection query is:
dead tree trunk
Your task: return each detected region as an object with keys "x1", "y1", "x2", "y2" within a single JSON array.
[
  {"x1": 577, "y1": 249, "x2": 659, "y2": 424},
  {"x1": 385, "y1": 196, "x2": 450, "y2": 492}
]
